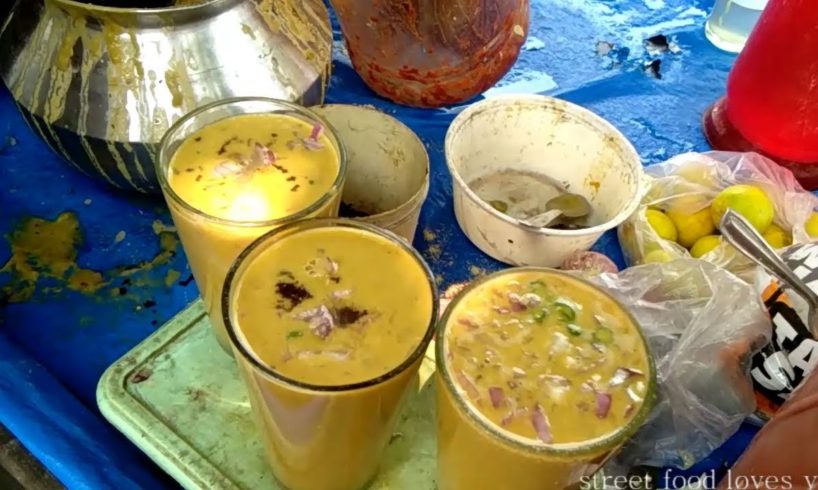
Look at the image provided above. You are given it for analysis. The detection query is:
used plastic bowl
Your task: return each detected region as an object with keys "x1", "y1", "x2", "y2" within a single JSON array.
[
  {"x1": 444, "y1": 94, "x2": 643, "y2": 267},
  {"x1": 311, "y1": 104, "x2": 430, "y2": 242}
]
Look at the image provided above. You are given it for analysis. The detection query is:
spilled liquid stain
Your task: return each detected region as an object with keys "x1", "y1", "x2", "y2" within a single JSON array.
[{"x1": 0, "y1": 211, "x2": 181, "y2": 306}]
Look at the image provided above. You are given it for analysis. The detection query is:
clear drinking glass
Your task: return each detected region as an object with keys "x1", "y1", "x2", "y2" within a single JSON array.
[
  {"x1": 223, "y1": 218, "x2": 438, "y2": 490},
  {"x1": 705, "y1": 0, "x2": 769, "y2": 53},
  {"x1": 156, "y1": 97, "x2": 346, "y2": 353},
  {"x1": 436, "y1": 268, "x2": 656, "y2": 490}
]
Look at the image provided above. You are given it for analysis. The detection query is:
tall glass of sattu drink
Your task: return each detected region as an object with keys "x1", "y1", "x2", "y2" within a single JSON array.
[
  {"x1": 437, "y1": 268, "x2": 655, "y2": 490},
  {"x1": 223, "y1": 218, "x2": 438, "y2": 490},
  {"x1": 157, "y1": 98, "x2": 346, "y2": 353}
]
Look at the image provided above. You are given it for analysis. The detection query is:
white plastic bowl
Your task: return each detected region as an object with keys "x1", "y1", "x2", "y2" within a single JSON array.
[{"x1": 445, "y1": 95, "x2": 643, "y2": 267}]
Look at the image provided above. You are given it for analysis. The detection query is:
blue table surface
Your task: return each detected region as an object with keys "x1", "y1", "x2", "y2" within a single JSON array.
[{"x1": 0, "y1": 0, "x2": 763, "y2": 488}]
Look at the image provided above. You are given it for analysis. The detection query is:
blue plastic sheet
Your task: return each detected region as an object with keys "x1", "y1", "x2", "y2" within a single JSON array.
[{"x1": 0, "y1": 0, "x2": 765, "y2": 488}]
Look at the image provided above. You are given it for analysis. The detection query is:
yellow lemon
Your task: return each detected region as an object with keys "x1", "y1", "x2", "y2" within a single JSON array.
[
  {"x1": 645, "y1": 209, "x2": 678, "y2": 242},
  {"x1": 710, "y1": 184, "x2": 775, "y2": 233},
  {"x1": 666, "y1": 194, "x2": 711, "y2": 215},
  {"x1": 641, "y1": 250, "x2": 675, "y2": 264},
  {"x1": 667, "y1": 207, "x2": 716, "y2": 248},
  {"x1": 690, "y1": 235, "x2": 722, "y2": 258},
  {"x1": 763, "y1": 224, "x2": 792, "y2": 249},
  {"x1": 676, "y1": 162, "x2": 717, "y2": 187},
  {"x1": 806, "y1": 212, "x2": 818, "y2": 238}
]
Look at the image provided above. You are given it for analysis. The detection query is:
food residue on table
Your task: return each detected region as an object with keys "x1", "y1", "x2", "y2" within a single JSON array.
[{"x1": 0, "y1": 212, "x2": 186, "y2": 307}]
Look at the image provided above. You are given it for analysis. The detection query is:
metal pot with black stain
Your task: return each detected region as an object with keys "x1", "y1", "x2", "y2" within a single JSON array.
[{"x1": 0, "y1": 0, "x2": 332, "y2": 193}]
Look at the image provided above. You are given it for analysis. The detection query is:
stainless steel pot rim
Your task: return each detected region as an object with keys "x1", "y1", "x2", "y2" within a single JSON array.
[{"x1": 52, "y1": 0, "x2": 224, "y2": 14}]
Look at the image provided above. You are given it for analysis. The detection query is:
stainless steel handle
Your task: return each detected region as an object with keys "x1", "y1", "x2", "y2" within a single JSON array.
[{"x1": 720, "y1": 209, "x2": 818, "y2": 307}]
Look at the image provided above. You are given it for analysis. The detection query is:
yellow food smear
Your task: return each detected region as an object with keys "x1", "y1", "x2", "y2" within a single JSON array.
[
  {"x1": 168, "y1": 113, "x2": 340, "y2": 222},
  {"x1": 233, "y1": 227, "x2": 433, "y2": 386},
  {"x1": 0, "y1": 212, "x2": 105, "y2": 302},
  {"x1": 445, "y1": 271, "x2": 650, "y2": 445}
]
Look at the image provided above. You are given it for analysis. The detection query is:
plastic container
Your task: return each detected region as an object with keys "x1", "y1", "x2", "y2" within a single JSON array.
[
  {"x1": 705, "y1": 0, "x2": 769, "y2": 53},
  {"x1": 311, "y1": 105, "x2": 430, "y2": 242},
  {"x1": 330, "y1": 0, "x2": 529, "y2": 107},
  {"x1": 444, "y1": 95, "x2": 643, "y2": 267},
  {"x1": 156, "y1": 98, "x2": 346, "y2": 353},
  {"x1": 703, "y1": 0, "x2": 818, "y2": 189}
]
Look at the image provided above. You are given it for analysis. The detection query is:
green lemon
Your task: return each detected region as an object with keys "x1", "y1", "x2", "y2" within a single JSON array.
[
  {"x1": 711, "y1": 184, "x2": 775, "y2": 233},
  {"x1": 667, "y1": 207, "x2": 716, "y2": 249},
  {"x1": 690, "y1": 235, "x2": 722, "y2": 258},
  {"x1": 645, "y1": 209, "x2": 678, "y2": 242},
  {"x1": 763, "y1": 224, "x2": 792, "y2": 249}
]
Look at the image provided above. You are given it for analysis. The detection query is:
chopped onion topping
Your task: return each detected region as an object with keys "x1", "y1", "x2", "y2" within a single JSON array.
[
  {"x1": 595, "y1": 392, "x2": 612, "y2": 419},
  {"x1": 332, "y1": 289, "x2": 352, "y2": 299},
  {"x1": 512, "y1": 367, "x2": 527, "y2": 378},
  {"x1": 310, "y1": 123, "x2": 323, "y2": 141},
  {"x1": 540, "y1": 374, "x2": 571, "y2": 388},
  {"x1": 610, "y1": 367, "x2": 644, "y2": 387},
  {"x1": 212, "y1": 160, "x2": 243, "y2": 177},
  {"x1": 253, "y1": 143, "x2": 277, "y2": 164},
  {"x1": 457, "y1": 317, "x2": 480, "y2": 330},
  {"x1": 488, "y1": 387, "x2": 505, "y2": 408},
  {"x1": 519, "y1": 293, "x2": 543, "y2": 307},
  {"x1": 294, "y1": 305, "x2": 335, "y2": 339},
  {"x1": 531, "y1": 404, "x2": 552, "y2": 443},
  {"x1": 456, "y1": 370, "x2": 480, "y2": 401},
  {"x1": 507, "y1": 293, "x2": 528, "y2": 312}
]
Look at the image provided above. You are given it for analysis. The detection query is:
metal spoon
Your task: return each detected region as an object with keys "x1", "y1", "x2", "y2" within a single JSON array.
[
  {"x1": 524, "y1": 193, "x2": 592, "y2": 228},
  {"x1": 720, "y1": 209, "x2": 818, "y2": 336}
]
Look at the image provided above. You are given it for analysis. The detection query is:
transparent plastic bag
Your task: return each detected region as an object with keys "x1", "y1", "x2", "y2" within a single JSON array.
[
  {"x1": 590, "y1": 259, "x2": 771, "y2": 469},
  {"x1": 619, "y1": 151, "x2": 818, "y2": 280}
]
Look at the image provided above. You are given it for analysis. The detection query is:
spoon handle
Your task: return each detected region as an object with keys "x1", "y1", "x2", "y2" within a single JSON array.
[{"x1": 720, "y1": 209, "x2": 818, "y2": 307}]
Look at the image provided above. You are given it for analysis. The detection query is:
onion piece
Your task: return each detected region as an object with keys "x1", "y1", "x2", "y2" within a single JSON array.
[
  {"x1": 531, "y1": 404, "x2": 552, "y2": 443},
  {"x1": 488, "y1": 387, "x2": 505, "y2": 408},
  {"x1": 294, "y1": 305, "x2": 335, "y2": 339},
  {"x1": 302, "y1": 138, "x2": 324, "y2": 151},
  {"x1": 540, "y1": 374, "x2": 571, "y2": 388},
  {"x1": 507, "y1": 293, "x2": 528, "y2": 312},
  {"x1": 310, "y1": 123, "x2": 323, "y2": 141},
  {"x1": 254, "y1": 143, "x2": 277, "y2": 164},
  {"x1": 595, "y1": 392, "x2": 612, "y2": 418},
  {"x1": 610, "y1": 367, "x2": 644, "y2": 387},
  {"x1": 213, "y1": 160, "x2": 243, "y2": 177},
  {"x1": 456, "y1": 371, "x2": 480, "y2": 401}
]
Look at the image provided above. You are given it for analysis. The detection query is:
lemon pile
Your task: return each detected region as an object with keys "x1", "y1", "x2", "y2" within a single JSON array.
[{"x1": 644, "y1": 184, "x2": 818, "y2": 263}]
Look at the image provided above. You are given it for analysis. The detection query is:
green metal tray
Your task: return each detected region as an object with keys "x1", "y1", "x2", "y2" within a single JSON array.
[
  {"x1": 97, "y1": 300, "x2": 438, "y2": 490},
  {"x1": 98, "y1": 300, "x2": 609, "y2": 489}
]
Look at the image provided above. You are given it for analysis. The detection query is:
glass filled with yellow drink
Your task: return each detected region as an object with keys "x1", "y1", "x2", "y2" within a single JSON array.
[
  {"x1": 436, "y1": 268, "x2": 656, "y2": 490},
  {"x1": 156, "y1": 98, "x2": 346, "y2": 352},
  {"x1": 223, "y1": 218, "x2": 438, "y2": 490}
]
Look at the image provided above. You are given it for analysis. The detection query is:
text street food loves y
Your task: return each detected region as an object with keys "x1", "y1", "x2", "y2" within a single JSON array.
[
  {"x1": 437, "y1": 269, "x2": 655, "y2": 490},
  {"x1": 224, "y1": 219, "x2": 437, "y2": 490},
  {"x1": 157, "y1": 98, "x2": 345, "y2": 352}
]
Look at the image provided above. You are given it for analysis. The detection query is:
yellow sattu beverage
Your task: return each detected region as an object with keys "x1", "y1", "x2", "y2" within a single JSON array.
[
  {"x1": 436, "y1": 269, "x2": 655, "y2": 490},
  {"x1": 156, "y1": 98, "x2": 345, "y2": 352},
  {"x1": 223, "y1": 219, "x2": 437, "y2": 490}
]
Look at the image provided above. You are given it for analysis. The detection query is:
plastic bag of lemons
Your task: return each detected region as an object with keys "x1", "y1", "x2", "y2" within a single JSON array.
[{"x1": 619, "y1": 151, "x2": 818, "y2": 279}]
